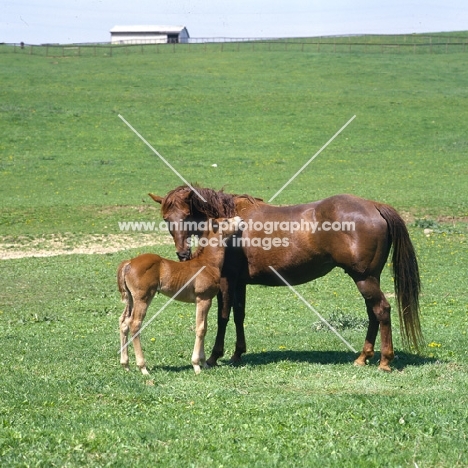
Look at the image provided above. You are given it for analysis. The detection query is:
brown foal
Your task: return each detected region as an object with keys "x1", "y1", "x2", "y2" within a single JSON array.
[{"x1": 117, "y1": 216, "x2": 242, "y2": 374}]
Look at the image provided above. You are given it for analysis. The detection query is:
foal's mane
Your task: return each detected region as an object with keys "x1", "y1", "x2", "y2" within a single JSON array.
[{"x1": 161, "y1": 185, "x2": 261, "y2": 219}]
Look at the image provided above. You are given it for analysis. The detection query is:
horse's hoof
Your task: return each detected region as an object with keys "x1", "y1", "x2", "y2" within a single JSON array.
[
  {"x1": 206, "y1": 358, "x2": 219, "y2": 368},
  {"x1": 378, "y1": 365, "x2": 392, "y2": 373},
  {"x1": 229, "y1": 356, "x2": 242, "y2": 366},
  {"x1": 193, "y1": 365, "x2": 202, "y2": 375},
  {"x1": 121, "y1": 364, "x2": 130, "y2": 371},
  {"x1": 353, "y1": 359, "x2": 366, "y2": 367},
  {"x1": 140, "y1": 367, "x2": 150, "y2": 376}
]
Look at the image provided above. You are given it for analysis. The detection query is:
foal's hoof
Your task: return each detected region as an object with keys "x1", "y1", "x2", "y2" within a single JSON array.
[
  {"x1": 353, "y1": 358, "x2": 366, "y2": 367},
  {"x1": 121, "y1": 364, "x2": 130, "y2": 372},
  {"x1": 193, "y1": 365, "x2": 202, "y2": 375},
  {"x1": 140, "y1": 366, "x2": 150, "y2": 376},
  {"x1": 378, "y1": 364, "x2": 392, "y2": 373}
]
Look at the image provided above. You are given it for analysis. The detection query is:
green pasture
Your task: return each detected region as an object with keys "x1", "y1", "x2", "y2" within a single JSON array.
[{"x1": 1, "y1": 37, "x2": 467, "y2": 466}]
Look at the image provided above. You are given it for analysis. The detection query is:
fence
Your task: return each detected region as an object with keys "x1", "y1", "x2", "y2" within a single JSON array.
[{"x1": 2, "y1": 34, "x2": 468, "y2": 57}]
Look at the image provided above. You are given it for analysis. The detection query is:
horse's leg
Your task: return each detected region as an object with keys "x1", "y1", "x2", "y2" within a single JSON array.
[
  {"x1": 128, "y1": 300, "x2": 150, "y2": 375},
  {"x1": 353, "y1": 303, "x2": 379, "y2": 367},
  {"x1": 354, "y1": 276, "x2": 394, "y2": 372},
  {"x1": 191, "y1": 297, "x2": 212, "y2": 374},
  {"x1": 119, "y1": 307, "x2": 131, "y2": 371},
  {"x1": 230, "y1": 281, "x2": 247, "y2": 363},
  {"x1": 206, "y1": 278, "x2": 231, "y2": 367}
]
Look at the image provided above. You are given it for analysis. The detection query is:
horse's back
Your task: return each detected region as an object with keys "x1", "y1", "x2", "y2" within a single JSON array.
[{"x1": 239, "y1": 194, "x2": 391, "y2": 283}]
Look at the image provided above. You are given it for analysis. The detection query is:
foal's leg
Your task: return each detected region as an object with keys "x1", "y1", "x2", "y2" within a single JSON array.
[
  {"x1": 128, "y1": 300, "x2": 150, "y2": 375},
  {"x1": 119, "y1": 307, "x2": 131, "y2": 370},
  {"x1": 354, "y1": 276, "x2": 394, "y2": 372},
  {"x1": 231, "y1": 282, "x2": 247, "y2": 363},
  {"x1": 192, "y1": 297, "x2": 212, "y2": 374}
]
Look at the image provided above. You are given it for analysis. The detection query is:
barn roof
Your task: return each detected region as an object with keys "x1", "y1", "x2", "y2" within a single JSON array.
[{"x1": 110, "y1": 25, "x2": 188, "y2": 35}]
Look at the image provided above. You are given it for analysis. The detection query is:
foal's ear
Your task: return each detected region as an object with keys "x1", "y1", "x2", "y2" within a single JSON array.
[{"x1": 148, "y1": 193, "x2": 163, "y2": 204}]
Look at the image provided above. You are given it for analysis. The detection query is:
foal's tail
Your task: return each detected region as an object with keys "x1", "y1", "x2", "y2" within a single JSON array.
[
  {"x1": 117, "y1": 260, "x2": 133, "y2": 316},
  {"x1": 376, "y1": 204, "x2": 424, "y2": 352}
]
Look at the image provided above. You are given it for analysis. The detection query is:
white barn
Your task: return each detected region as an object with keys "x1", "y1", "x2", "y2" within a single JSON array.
[{"x1": 110, "y1": 25, "x2": 190, "y2": 45}]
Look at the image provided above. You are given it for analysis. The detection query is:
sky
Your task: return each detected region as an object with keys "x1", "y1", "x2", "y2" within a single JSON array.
[{"x1": 2, "y1": 1, "x2": 467, "y2": 45}]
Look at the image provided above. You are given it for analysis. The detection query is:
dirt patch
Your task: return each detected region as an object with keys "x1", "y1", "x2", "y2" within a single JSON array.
[
  {"x1": 399, "y1": 211, "x2": 468, "y2": 224},
  {"x1": 0, "y1": 233, "x2": 173, "y2": 260},
  {"x1": 436, "y1": 215, "x2": 468, "y2": 224}
]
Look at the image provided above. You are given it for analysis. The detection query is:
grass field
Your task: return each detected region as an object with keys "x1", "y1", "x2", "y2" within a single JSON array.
[{"x1": 1, "y1": 36, "x2": 467, "y2": 467}]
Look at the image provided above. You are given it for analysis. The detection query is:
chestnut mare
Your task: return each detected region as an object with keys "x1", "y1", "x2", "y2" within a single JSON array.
[
  {"x1": 118, "y1": 216, "x2": 242, "y2": 374},
  {"x1": 149, "y1": 186, "x2": 423, "y2": 372}
]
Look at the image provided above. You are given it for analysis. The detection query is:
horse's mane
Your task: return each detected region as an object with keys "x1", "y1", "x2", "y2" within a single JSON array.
[
  {"x1": 160, "y1": 185, "x2": 192, "y2": 217},
  {"x1": 191, "y1": 186, "x2": 236, "y2": 218},
  {"x1": 161, "y1": 184, "x2": 262, "y2": 219}
]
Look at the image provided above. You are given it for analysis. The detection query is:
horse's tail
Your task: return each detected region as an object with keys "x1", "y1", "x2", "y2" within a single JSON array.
[
  {"x1": 376, "y1": 204, "x2": 424, "y2": 352},
  {"x1": 117, "y1": 260, "x2": 133, "y2": 316}
]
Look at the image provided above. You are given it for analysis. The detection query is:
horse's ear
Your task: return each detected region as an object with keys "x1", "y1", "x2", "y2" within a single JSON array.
[
  {"x1": 212, "y1": 220, "x2": 219, "y2": 233},
  {"x1": 148, "y1": 193, "x2": 163, "y2": 204}
]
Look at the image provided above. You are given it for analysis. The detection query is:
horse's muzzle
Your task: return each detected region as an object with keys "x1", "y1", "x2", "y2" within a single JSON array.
[{"x1": 177, "y1": 250, "x2": 192, "y2": 262}]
